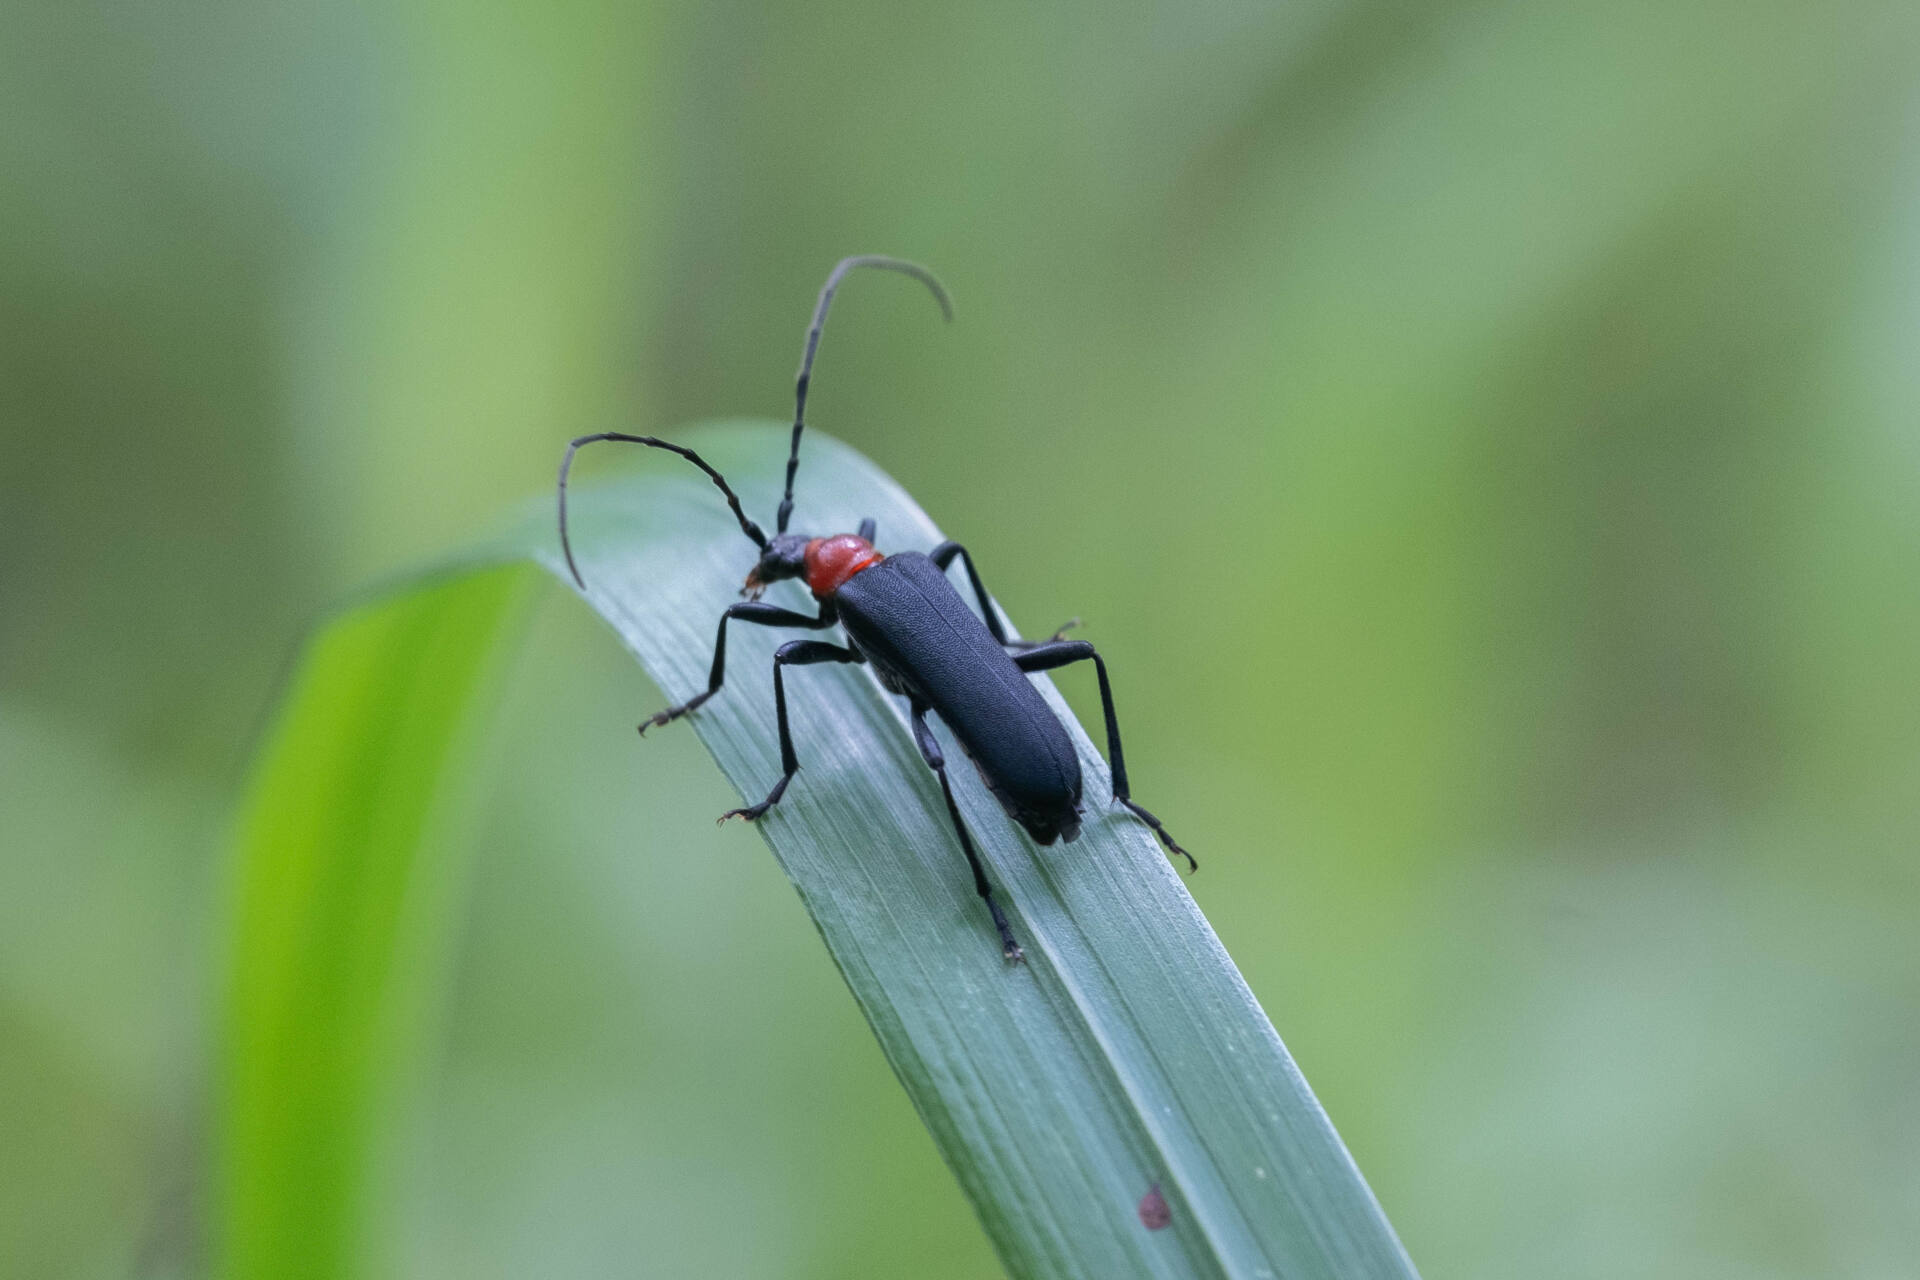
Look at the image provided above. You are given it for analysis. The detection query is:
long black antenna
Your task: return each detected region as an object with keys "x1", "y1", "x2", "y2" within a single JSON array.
[
  {"x1": 558, "y1": 432, "x2": 768, "y2": 591},
  {"x1": 778, "y1": 255, "x2": 952, "y2": 534}
]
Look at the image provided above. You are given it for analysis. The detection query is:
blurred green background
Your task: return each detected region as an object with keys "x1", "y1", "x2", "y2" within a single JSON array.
[{"x1": 5, "y1": 1, "x2": 1919, "y2": 1276}]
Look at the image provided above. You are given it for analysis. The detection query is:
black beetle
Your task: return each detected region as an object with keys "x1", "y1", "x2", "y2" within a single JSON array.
[{"x1": 558, "y1": 256, "x2": 1194, "y2": 960}]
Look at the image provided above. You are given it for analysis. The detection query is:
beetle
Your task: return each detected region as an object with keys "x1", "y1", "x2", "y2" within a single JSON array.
[{"x1": 557, "y1": 255, "x2": 1194, "y2": 960}]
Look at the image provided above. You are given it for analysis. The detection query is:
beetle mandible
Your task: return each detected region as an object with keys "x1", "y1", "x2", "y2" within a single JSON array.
[{"x1": 557, "y1": 255, "x2": 1195, "y2": 961}]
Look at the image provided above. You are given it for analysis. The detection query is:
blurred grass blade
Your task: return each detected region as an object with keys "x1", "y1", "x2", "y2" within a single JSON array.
[
  {"x1": 220, "y1": 565, "x2": 539, "y2": 1280},
  {"x1": 220, "y1": 421, "x2": 1417, "y2": 1279}
]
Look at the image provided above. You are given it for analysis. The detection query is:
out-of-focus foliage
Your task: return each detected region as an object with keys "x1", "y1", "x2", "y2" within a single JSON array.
[
  {"x1": 2, "y1": 1, "x2": 1916, "y2": 1276},
  {"x1": 221, "y1": 567, "x2": 534, "y2": 1280}
]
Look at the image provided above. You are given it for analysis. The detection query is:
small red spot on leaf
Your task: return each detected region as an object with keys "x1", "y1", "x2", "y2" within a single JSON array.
[{"x1": 1138, "y1": 1183, "x2": 1171, "y2": 1231}]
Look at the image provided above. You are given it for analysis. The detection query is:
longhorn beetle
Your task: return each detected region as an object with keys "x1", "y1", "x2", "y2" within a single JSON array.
[{"x1": 558, "y1": 256, "x2": 1194, "y2": 961}]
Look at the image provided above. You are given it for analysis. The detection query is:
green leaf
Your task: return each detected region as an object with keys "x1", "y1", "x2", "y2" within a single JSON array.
[
  {"x1": 219, "y1": 564, "x2": 539, "y2": 1280},
  {"x1": 219, "y1": 421, "x2": 1417, "y2": 1280}
]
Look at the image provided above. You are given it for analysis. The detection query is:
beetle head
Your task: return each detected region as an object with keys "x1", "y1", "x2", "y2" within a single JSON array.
[{"x1": 743, "y1": 532, "x2": 811, "y2": 599}]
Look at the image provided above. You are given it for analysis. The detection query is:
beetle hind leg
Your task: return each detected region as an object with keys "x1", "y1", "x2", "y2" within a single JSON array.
[
  {"x1": 909, "y1": 703, "x2": 1024, "y2": 962},
  {"x1": 1012, "y1": 640, "x2": 1198, "y2": 873}
]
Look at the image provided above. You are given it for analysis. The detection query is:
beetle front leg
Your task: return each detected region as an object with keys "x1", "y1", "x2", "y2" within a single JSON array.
[
  {"x1": 1012, "y1": 640, "x2": 1197, "y2": 873},
  {"x1": 909, "y1": 703, "x2": 1024, "y2": 962},
  {"x1": 641, "y1": 600, "x2": 837, "y2": 734},
  {"x1": 718, "y1": 640, "x2": 864, "y2": 822}
]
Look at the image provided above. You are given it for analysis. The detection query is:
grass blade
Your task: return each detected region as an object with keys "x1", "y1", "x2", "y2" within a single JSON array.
[
  {"x1": 220, "y1": 566, "x2": 538, "y2": 1279},
  {"x1": 221, "y1": 421, "x2": 1416, "y2": 1279}
]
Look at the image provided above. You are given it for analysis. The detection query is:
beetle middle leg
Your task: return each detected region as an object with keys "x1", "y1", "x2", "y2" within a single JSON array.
[
  {"x1": 641, "y1": 600, "x2": 838, "y2": 734},
  {"x1": 719, "y1": 640, "x2": 864, "y2": 823},
  {"x1": 1012, "y1": 640, "x2": 1198, "y2": 873},
  {"x1": 930, "y1": 540, "x2": 1076, "y2": 650},
  {"x1": 909, "y1": 702, "x2": 1024, "y2": 961}
]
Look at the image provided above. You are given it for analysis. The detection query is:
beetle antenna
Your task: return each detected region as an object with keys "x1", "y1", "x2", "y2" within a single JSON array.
[
  {"x1": 778, "y1": 255, "x2": 952, "y2": 534},
  {"x1": 558, "y1": 433, "x2": 769, "y2": 591}
]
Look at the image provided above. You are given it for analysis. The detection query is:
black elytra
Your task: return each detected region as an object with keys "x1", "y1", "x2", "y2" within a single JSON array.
[{"x1": 557, "y1": 256, "x2": 1196, "y2": 961}]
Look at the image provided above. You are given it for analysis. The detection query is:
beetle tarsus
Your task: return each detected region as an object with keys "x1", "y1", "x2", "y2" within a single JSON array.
[
  {"x1": 639, "y1": 694, "x2": 708, "y2": 736},
  {"x1": 721, "y1": 770, "x2": 796, "y2": 824},
  {"x1": 1122, "y1": 801, "x2": 1199, "y2": 873},
  {"x1": 988, "y1": 898, "x2": 1026, "y2": 962}
]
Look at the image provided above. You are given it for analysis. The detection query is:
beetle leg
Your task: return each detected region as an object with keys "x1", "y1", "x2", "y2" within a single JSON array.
[
  {"x1": 857, "y1": 516, "x2": 877, "y2": 544},
  {"x1": 718, "y1": 640, "x2": 863, "y2": 823},
  {"x1": 930, "y1": 540, "x2": 1075, "y2": 651},
  {"x1": 1018, "y1": 617, "x2": 1081, "y2": 649},
  {"x1": 929, "y1": 540, "x2": 1016, "y2": 646},
  {"x1": 909, "y1": 703, "x2": 1024, "y2": 961},
  {"x1": 641, "y1": 600, "x2": 837, "y2": 735},
  {"x1": 1012, "y1": 641, "x2": 1197, "y2": 873}
]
